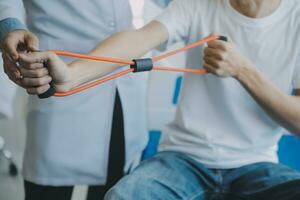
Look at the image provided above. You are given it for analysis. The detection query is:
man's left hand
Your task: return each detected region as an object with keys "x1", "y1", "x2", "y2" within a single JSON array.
[{"x1": 203, "y1": 38, "x2": 255, "y2": 78}]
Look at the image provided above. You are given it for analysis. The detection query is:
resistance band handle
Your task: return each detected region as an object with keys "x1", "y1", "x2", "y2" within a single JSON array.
[
  {"x1": 38, "y1": 81, "x2": 56, "y2": 99},
  {"x1": 130, "y1": 58, "x2": 153, "y2": 73},
  {"x1": 38, "y1": 62, "x2": 56, "y2": 99},
  {"x1": 218, "y1": 36, "x2": 228, "y2": 42}
]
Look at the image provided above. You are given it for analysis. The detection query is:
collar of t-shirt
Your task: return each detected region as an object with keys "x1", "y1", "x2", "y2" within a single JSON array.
[{"x1": 223, "y1": 0, "x2": 290, "y2": 28}]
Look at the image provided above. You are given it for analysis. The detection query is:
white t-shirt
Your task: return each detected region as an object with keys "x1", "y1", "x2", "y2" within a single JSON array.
[{"x1": 156, "y1": 0, "x2": 300, "y2": 169}]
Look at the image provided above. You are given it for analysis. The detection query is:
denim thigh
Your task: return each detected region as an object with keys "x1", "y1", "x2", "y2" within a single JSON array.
[
  {"x1": 105, "y1": 151, "x2": 220, "y2": 200},
  {"x1": 226, "y1": 162, "x2": 300, "y2": 200}
]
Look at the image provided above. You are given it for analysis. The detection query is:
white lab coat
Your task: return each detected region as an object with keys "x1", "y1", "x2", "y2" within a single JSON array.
[
  {"x1": 0, "y1": 0, "x2": 148, "y2": 186},
  {"x1": 0, "y1": 54, "x2": 17, "y2": 119}
]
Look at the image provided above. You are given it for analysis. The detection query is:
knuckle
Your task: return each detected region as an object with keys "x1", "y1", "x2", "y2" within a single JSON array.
[
  {"x1": 204, "y1": 48, "x2": 209, "y2": 55},
  {"x1": 20, "y1": 79, "x2": 27, "y2": 85},
  {"x1": 36, "y1": 70, "x2": 44, "y2": 77},
  {"x1": 37, "y1": 86, "x2": 46, "y2": 94},
  {"x1": 203, "y1": 55, "x2": 209, "y2": 61},
  {"x1": 216, "y1": 70, "x2": 222, "y2": 76},
  {"x1": 29, "y1": 64, "x2": 38, "y2": 69},
  {"x1": 35, "y1": 87, "x2": 42, "y2": 94},
  {"x1": 28, "y1": 31, "x2": 37, "y2": 38},
  {"x1": 218, "y1": 52, "x2": 226, "y2": 60},
  {"x1": 42, "y1": 68, "x2": 49, "y2": 75},
  {"x1": 203, "y1": 64, "x2": 210, "y2": 70},
  {"x1": 215, "y1": 61, "x2": 221, "y2": 68},
  {"x1": 37, "y1": 79, "x2": 44, "y2": 85}
]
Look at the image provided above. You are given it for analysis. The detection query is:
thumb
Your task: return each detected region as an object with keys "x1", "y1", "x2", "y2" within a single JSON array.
[
  {"x1": 209, "y1": 32, "x2": 231, "y2": 42},
  {"x1": 18, "y1": 51, "x2": 50, "y2": 65},
  {"x1": 25, "y1": 32, "x2": 39, "y2": 51},
  {"x1": 3, "y1": 36, "x2": 20, "y2": 60}
]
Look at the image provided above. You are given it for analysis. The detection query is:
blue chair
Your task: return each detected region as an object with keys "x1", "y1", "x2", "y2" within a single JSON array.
[{"x1": 278, "y1": 135, "x2": 300, "y2": 171}]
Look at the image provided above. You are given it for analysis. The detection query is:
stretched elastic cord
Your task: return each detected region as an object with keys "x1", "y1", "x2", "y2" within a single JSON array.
[
  {"x1": 54, "y1": 68, "x2": 134, "y2": 97},
  {"x1": 51, "y1": 35, "x2": 219, "y2": 97}
]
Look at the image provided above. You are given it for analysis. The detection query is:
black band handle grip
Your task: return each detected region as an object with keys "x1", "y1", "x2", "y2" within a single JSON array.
[
  {"x1": 218, "y1": 36, "x2": 228, "y2": 42},
  {"x1": 38, "y1": 62, "x2": 56, "y2": 99}
]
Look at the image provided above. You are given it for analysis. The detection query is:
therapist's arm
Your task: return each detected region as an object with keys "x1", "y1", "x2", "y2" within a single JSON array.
[
  {"x1": 69, "y1": 21, "x2": 168, "y2": 89},
  {"x1": 17, "y1": 21, "x2": 168, "y2": 94},
  {"x1": 0, "y1": 0, "x2": 40, "y2": 86},
  {"x1": 203, "y1": 38, "x2": 300, "y2": 137},
  {"x1": 1, "y1": 24, "x2": 39, "y2": 87}
]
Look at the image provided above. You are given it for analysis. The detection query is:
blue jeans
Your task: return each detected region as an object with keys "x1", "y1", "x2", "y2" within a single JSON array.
[{"x1": 105, "y1": 151, "x2": 300, "y2": 200}]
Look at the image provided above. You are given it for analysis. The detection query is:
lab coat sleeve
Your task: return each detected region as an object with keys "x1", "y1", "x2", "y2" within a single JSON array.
[
  {"x1": 0, "y1": 0, "x2": 26, "y2": 43},
  {"x1": 0, "y1": 0, "x2": 25, "y2": 21},
  {"x1": 0, "y1": 18, "x2": 27, "y2": 43}
]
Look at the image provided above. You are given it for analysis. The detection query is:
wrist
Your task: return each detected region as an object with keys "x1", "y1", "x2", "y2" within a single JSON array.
[
  {"x1": 68, "y1": 62, "x2": 83, "y2": 90},
  {"x1": 53, "y1": 69, "x2": 75, "y2": 93},
  {"x1": 234, "y1": 61, "x2": 259, "y2": 82},
  {"x1": 0, "y1": 18, "x2": 27, "y2": 45}
]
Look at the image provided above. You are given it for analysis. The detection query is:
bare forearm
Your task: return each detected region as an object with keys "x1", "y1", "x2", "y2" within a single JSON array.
[
  {"x1": 68, "y1": 21, "x2": 168, "y2": 89},
  {"x1": 68, "y1": 30, "x2": 147, "y2": 88},
  {"x1": 236, "y1": 66, "x2": 300, "y2": 136}
]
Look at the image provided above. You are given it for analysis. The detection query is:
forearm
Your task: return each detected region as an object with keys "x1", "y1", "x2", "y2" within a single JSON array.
[
  {"x1": 236, "y1": 66, "x2": 300, "y2": 136},
  {"x1": 68, "y1": 31, "x2": 148, "y2": 88},
  {"x1": 68, "y1": 21, "x2": 168, "y2": 89}
]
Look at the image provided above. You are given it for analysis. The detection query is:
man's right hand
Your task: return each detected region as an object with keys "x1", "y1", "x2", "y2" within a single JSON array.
[
  {"x1": 17, "y1": 51, "x2": 73, "y2": 95},
  {"x1": 2, "y1": 30, "x2": 39, "y2": 85}
]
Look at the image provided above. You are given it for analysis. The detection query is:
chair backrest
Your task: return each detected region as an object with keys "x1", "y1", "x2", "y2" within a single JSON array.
[{"x1": 278, "y1": 135, "x2": 300, "y2": 171}]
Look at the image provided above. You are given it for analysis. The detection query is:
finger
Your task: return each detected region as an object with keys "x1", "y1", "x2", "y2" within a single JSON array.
[
  {"x1": 203, "y1": 56, "x2": 220, "y2": 68},
  {"x1": 19, "y1": 67, "x2": 49, "y2": 78},
  {"x1": 204, "y1": 63, "x2": 223, "y2": 76},
  {"x1": 2, "y1": 53, "x2": 22, "y2": 80},
  {"x1": 207, "y1": 40, "x2": 227, "y2": 50},
  {"x1": 209, "y1": 32, "x2": 232, "y2": 42},
  {"x1": 3, "y1": 35, "x2": 22, "y2": 60},
  {"x1": 18, "y1": 52, "x2": 50, "y2": 64},
  {"x1": 25, "y1": 33, "x2": 39, "y2": 51},
  {"x1": 20, "y1": 75, "x2": 52, "y2": 87},
  {"x1": 204, "y1": 48, "x2": 224, "y2": 60},
  {"x1": 7, "y1": 75, "x2": 22, "y2": 87},
  {"x1": 26, "y1": 84, "x2": 50, "y2": 95},
  {"x1": 19, "y1": 62, "x2": 45, "y2": 70},
  {"x1": 203, "y1": 63, "x2": 216, "y2": 74},
  {"x1": 3, "y1": 68, "x2": 23, "y2": 87}
]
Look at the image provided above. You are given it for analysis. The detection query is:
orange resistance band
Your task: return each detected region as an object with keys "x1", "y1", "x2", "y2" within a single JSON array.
[{"x1": 50, "y1": 35, "x2": 220, "y2": 97}]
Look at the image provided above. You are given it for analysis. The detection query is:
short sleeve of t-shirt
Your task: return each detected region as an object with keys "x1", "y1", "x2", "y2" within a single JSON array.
[{"x1": 154, "y1": 0, "x2": 196, "y2": 47}]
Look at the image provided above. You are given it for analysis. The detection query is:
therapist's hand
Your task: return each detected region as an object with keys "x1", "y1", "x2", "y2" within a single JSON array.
[
  {"x1": 17, "y1": 52, "x2": 73, "y2": 95},
  {"x1": 2, "y1": 30, "x2": 39, "y2": 84},
  {"x1": 203, "y1": 38, "x2": 255, "y2": 78}
]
